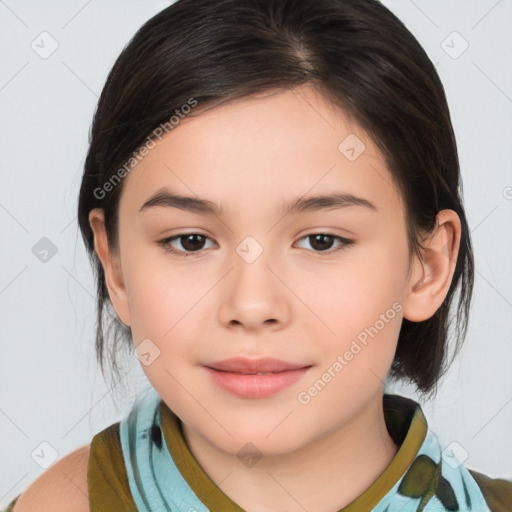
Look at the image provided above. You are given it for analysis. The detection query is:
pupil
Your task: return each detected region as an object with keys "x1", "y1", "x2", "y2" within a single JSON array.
[
  {"x1": 182, "y1": 234, "x2": 205, "y2": 251},
  {"x1": 311, "y1": 234, "x2": 333, "y2": 251}
]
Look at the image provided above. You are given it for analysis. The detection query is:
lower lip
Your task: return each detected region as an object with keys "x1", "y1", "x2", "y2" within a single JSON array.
[{"x1": 204, "y1": 366, "x2": 311, "y2": 399}]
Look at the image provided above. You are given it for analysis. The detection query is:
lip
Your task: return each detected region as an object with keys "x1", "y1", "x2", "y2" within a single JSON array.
[
  {"x1": 203, "y1": 357, "x2": 312, "y2": 399},
  {"x1": 205, "y1": 356, "x2": 309, "y2": 373}
]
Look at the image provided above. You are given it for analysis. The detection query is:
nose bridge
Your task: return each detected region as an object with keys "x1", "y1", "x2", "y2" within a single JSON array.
[
  {"x1": 219, "y1": 231, "x2": 285, "y2": 316},
  {"x1": 219, "y1": 205, "x2": 287, "y2": 294},
  {"x1": 230, "y1": 232, "x2": 276, "y2": 289},
  {"x1": 235, "y1": 232, "x2": 267, "y2": 264},
  {"x1": 228, "y1": 203, "x2": 280, "y2": 265}
]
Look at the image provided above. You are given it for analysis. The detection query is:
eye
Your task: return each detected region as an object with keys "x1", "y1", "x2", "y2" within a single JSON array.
[
  {"x1": 157, "y1": 232, "x2": 354, "y2": 257},
  {"x1": 157, "y1": 233, "x2": 215, "y2": 257},
  {"x1": 295, "y1": 233, "x2": 354, "y2": 255}
]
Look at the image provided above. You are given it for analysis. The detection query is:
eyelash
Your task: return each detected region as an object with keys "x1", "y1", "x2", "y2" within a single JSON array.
[{"x1": 157, "y1": 232, "x2": 355, "y2": 258}]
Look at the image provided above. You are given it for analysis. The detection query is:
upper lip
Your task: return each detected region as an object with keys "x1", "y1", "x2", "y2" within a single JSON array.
[{"x1": 205, "y1": 357, "x2": 310, "y2": 374}]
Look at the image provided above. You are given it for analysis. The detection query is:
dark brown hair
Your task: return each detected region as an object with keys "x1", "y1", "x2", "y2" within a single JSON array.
[{"x1": 77, "y1": 0, "x2": 474, "y2": 401}]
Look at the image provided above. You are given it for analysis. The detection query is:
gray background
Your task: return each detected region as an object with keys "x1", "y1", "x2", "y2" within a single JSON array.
[{"x1": 1, "y1": 0, "x2": 511, "y2": 506}]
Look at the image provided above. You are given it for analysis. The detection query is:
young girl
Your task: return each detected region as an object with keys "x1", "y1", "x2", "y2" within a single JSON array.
[{"x1": 7, "y1": 0, "x2": 511, "y2": 510}]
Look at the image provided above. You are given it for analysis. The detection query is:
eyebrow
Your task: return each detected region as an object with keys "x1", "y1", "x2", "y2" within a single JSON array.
[{"x1": 138, "y1": 187, "x2": 377, "y2": 216}]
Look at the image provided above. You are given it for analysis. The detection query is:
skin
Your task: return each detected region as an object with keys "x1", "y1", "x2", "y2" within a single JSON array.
[{"x1": 89, "y1": 83, "x2": 461, "y2": 512}]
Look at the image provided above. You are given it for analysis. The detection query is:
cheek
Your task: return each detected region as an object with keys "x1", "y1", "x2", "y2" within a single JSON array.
[
  {"x1": 122, "y1": 240, "x2": 197, "y2": 332},
  {"x1": 119, "y1": 244, "x2": 197, "y2": 359},
  {"x1": 121, "y1": 247, "x2": 224, "y2": 374},
  {"x1": 121, "y1": 254, "x2": 207, "y2": 401},
  {"x1": 313, "y1": 241, "x2": 405, "y2": 327},
  {"x1": 308, "y1": 238, "x2": 407, "y2": 378}
]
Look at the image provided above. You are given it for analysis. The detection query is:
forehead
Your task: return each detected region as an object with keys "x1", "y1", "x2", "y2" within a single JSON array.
[{"x1": 119, "y1": 84, "x2": 402, "y2": 220}]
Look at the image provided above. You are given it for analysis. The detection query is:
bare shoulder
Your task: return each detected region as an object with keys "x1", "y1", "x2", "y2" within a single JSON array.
[{"x1": 13, "y1": 443, "x2": 91, "y2": 512}]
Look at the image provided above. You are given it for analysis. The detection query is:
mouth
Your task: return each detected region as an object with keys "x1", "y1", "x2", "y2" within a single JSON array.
[
  {"x1": 214, "y1": 371, "x2": 290, "y2": 375},
  {"x1": 203, "y1": 357, "x2": 312, "y2": 399},
  {"x1": 205, "y1": 356, "x2": 310, "y2": 373}
]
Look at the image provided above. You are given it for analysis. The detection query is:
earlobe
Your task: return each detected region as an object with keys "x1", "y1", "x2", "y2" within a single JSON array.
[
  {"x1": 402, "y1": 210, "x2": 461, "y2": 322},
  {"x1": 88, "y1": 208, "x2": 131, "y2": 326}
]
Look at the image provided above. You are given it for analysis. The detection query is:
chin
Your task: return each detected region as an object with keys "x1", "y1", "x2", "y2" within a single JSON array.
[{"x1": 207, "y1": 423, "x2": 308, "y2": 459}]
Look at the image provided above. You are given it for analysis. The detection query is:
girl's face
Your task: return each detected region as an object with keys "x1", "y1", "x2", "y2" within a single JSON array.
[{"x1": 91, "y1": 84, "x2": 452, "y2": 458}]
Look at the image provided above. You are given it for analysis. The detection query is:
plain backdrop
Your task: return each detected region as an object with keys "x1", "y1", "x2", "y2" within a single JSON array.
[{"x1": 1, "y1": 0, "x2": 511, "y2": 507}]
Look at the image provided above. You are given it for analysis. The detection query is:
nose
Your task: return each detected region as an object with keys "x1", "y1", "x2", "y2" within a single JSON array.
[{"x1": 217, "y1": 246, "x2": 290, "y2": 333}]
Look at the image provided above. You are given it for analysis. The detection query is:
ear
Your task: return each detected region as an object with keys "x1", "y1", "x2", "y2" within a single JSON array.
[
  {"x1": 88, "y1": 208, "x2": 131, "y2": 326},
  {"x1": 402, "y1": 209, "x2": 461, "y2": 322}
]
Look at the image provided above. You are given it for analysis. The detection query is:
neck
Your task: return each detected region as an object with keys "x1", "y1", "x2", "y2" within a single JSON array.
[{"x1": 181, "y1": 391, "x2": 399, "y2": 512}]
